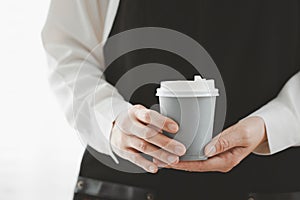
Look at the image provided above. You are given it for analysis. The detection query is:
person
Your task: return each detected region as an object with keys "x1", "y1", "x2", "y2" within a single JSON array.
[{"x1": 42, "y1": 0, "x2": 300, "y2": 199}]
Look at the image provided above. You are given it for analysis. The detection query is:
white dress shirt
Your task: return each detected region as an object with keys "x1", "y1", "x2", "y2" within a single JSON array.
[{"x1": 42, "y1": 0, "x2": 300, "y2": 163}]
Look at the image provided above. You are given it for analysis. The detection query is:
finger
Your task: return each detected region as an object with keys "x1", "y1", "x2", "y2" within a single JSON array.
[
  {"x1": 153, "y1": 158, "x2": 170, "y2": 168},
  {"x1": 129, "y1": 136, "x2": 179, "y2": 164},
  {"x1": 118, "y1": 148, "x2": 158, "y2": 173},
  {"x1": 169, "y1": 159, "x2": 215, "y2": 172},
  {"x1": 168, "y1": 155, "x2": 225, "y2": 172},
  {"x1": 144, "y1": 133, "x2": 186, "y2": 156},
  {"x1": 204, "y1": 127, "x2": 244, "y2": 157},
  {"x1": 117, "y1": 118, "x2": 159, "y2": 139},
  {"x1": 134, "y1": 108, "x2": 179, "y2": 133},
  {"x1": 171, "y1": 147, "x2": 247, "y2": 172}
]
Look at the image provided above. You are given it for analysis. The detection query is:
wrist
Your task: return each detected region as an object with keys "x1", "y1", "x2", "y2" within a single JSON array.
[{"x1": 255, "y1": 116, "x2": 267, "y2": 145}]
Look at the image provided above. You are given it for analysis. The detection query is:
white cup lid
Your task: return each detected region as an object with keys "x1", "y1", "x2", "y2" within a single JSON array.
[{"x1": 156, "y1": 75, "x2": 219, "y2": 97}]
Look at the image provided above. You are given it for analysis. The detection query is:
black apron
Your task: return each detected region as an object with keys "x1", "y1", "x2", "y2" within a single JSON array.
[{"x1": 78, "y1": 0, "x2": 300, "y2": 199}]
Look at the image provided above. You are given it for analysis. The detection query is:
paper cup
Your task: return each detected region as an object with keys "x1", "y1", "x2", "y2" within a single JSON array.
[{"x1": 156, "y1": 76, "x2": 219, "y2": 160}]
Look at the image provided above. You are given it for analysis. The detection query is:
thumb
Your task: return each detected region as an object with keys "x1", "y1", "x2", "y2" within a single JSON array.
[{"x1": 204, "y1": 128, "x2": 241, "y2": 157}]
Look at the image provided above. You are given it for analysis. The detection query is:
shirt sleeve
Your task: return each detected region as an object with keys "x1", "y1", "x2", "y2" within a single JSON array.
[
  {"x1": 249, "y1": 71, "x2": 300, "y2": 155},
  {"x1": 41, "y1": 0, "x2": 131, "y2": 163}
]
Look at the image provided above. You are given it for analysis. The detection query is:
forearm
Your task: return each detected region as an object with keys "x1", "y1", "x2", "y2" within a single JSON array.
[{"x1": 42, "y1": 0, "x2": 128, "y2": 163}]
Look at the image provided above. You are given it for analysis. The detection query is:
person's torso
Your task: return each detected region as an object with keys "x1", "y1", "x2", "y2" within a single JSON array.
[{"x1": 80, "y1": 1, "x2": 300, "y2": 199}]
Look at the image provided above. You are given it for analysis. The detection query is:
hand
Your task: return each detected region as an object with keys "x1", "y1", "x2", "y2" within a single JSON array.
[
  {"x1": 110, "y1": 105, "x2": 186, "y2": 173},
  {"x1": 154, "y1": 116, "x2": 267, "y2": 173}
]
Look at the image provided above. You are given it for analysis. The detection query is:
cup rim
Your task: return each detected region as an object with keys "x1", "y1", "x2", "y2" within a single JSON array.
[{"x1": 156, "y1": 88, "x2": 219, "y2": 97}]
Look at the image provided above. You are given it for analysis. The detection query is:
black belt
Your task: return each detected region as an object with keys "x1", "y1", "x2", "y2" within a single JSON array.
[
  {"x1": 74, "y1": 176, "x2": 300, "y2": 200},
  {"x1": 247, "y1": 192, "x2": 300, "y2": 200},
  {"x1": 74, "y1": 176, "x2": 157, "y2": 200}
]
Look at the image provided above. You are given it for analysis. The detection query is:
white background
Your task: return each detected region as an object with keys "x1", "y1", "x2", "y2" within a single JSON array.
[{"x1": 0, "y1": 1, "x2": 84, "y2": 199}]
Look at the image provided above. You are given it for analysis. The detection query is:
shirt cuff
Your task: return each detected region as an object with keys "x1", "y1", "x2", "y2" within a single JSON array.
[
  {"x1": 93, "y1": 97, "x2": 133, "y2": 163},
  {"x1": 249, "y1": 100, "x2": 300, "y2": 155}
]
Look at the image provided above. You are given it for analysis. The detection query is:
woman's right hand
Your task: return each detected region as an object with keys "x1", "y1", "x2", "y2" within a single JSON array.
[{"x1": 110, "y1": 105, "x2": 186, "y2": 173}]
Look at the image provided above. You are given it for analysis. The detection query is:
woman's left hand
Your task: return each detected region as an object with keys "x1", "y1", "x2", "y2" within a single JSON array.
[{"x1": 153, "y1": 116, "x2": 267, "y2": 172}]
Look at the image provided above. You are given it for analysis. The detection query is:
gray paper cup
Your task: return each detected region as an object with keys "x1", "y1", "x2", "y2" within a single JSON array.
[{"x1": 156, "y1": 76, "x2": 219, "y2": 161}]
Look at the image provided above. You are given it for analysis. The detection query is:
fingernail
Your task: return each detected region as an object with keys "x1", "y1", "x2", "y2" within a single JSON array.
[
  {"x1": 168, "y1": 123, "x2": 178, "y2": 132},
  {"x1": 175, "y1": 146, "x2": 186, "y2": 155},
  {"x1": 206, "y1": 146, "x2": 216, "y2": 157},
  {"x1": 167, "y1": 155, "x2": 178, "y2": 163},
  {"x1": 149, "y1": 165, "x2": 157, "y2": 173}
]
